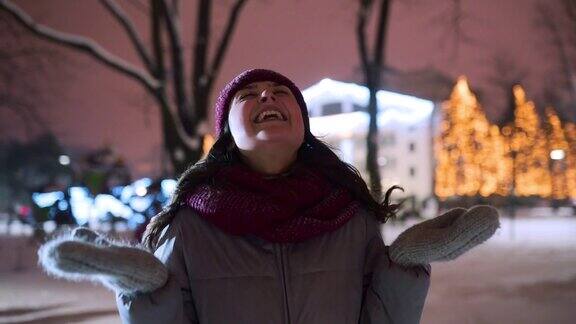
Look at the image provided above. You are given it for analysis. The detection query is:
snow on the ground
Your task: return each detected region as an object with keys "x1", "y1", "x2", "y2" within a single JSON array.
[
  {"x1": 385, "y1": 214, "x2": 576, "y2": 324},
  {"x1": 1, "y1": 212, "x2": 575, "y2": 323},
  {"x1": 0, "y1": 271, "x2": 119, "y2": 324}
]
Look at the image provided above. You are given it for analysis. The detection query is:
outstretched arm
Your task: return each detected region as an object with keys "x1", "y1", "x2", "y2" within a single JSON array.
[
  {"x1": 361, "y1": 213, "x2": 430, "y2": 324},
  {"x1": 115, "y1": 216, "x2": 199, "y2": 324},
  {"x1": 360, "y1": 205, "x2": 499, "y2": 323},
  {"x1": 38, "y1": 227, "x2": 168, "y2": 295},
  {"x1": 38, "y1": 212, "x2": 198, "y2": 323},
  {"x1": 389, "y1": 205, "x2": 500, "y2": 266}
]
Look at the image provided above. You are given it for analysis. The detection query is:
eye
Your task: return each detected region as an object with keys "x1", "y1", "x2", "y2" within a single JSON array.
[
  {"x1": 273, "y1": 89, "x2": 289, "y2": 95},
  {"x1": 238, "y1": 93, "x2": 256, "y2": 100}
]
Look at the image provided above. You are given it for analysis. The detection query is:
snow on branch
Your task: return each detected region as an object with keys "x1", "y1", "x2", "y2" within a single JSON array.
[
  {"x1": 159, "y1": 0, "x2": 189, "y2": 115},
  {"x1": 207, "y1": 0, "x2": 248, "y2": 89},
  {"x1": 0, "y1": 0, "x2": 160, "y2": 92},
  {"x1": 99, "y1": 0, "x2": 153, "y2": 72}
]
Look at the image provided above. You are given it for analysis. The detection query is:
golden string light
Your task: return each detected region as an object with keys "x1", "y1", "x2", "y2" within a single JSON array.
[
  {"x1": 509, "y1": 85, "x2": 551, "y2": 197},
  {"x1": 435, "y1": 78, "x2": 575, "y2": 200},
  {"x1": 564, "y1": 122, "x2": 576, "y2": 198},
  {"x1": 545, "y1": 107, "x2": 569, "y2": 199}
]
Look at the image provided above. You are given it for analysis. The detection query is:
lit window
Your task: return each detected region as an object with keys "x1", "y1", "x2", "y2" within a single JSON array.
[
  {"x1": 353, "y1": 103, "x2": 366, "y2": 112},
  {"x1": 378, "y1": 156, "x2": 388, "y2": 167},
  {"x1": 321, "y1": 102, "x2": 343, "y2": 116},
  {"x1": 381, "y1": 132, "x2": 396, "y2": 146},
  {"x1": 378, "y1": 156, "x2": 396, "y2": 168}
]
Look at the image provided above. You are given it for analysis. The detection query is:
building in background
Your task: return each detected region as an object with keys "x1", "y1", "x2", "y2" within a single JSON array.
[{"x1": 303, "y1": 79, "x2": 437, "y2": 207}]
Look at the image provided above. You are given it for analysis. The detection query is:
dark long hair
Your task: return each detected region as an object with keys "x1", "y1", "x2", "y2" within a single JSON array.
[{"x1": 142, "y1": 126, "x2": 403, "y2": 250}]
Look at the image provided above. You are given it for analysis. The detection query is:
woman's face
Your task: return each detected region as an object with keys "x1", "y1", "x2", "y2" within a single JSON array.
[{"x1": 228, "y1": 81, "x2": 305, "y2": 152}]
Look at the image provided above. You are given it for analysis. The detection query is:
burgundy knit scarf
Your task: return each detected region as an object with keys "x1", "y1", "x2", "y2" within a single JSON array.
[{"x1": 185, "y1": 163, "x2": 360, "y2": 243}]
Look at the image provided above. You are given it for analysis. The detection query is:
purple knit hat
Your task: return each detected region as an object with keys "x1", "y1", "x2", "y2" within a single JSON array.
[{"x1": 214, "y1": 69, "x2": 310, "y2": 138}]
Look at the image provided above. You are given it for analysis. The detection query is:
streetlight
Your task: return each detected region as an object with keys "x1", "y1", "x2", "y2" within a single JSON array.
[
  {"x1": 58, "y1": 155, "x2": 70, "y2": 165},
  {"x1": 549, "y1": 149, "x2": 567, "y2": 211},
  {"x1": 550, "y1": 149, "x2": 565, "y2": 161}
]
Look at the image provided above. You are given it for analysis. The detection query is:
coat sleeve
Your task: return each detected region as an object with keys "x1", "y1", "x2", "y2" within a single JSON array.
[
  {"x1": 360, "y1": 215, "x2": 431, "y2": 324},
  {"x1": 116, "y1": 215, "x2": 199, "y2": 324}
]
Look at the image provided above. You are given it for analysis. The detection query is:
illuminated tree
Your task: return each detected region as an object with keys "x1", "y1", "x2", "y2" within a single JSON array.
[
  {"x1": 436, "y1": 78, "x2": 574, "y2": 201},
  {"x1": 435, "y1": 76, "x2": 495, "y2": 199},
  {"x1": 545, "y1": 107, "x2": 570, "y2": 199},
  {"x1": 565, "y1": 122, "x2": 576, "y2": 198},
  {"x1": 482, "y1": 125, "x2": 512, "y2": 197},
  {"x1": 504, "y1": 85, "x2": 551, "y2": 197}
]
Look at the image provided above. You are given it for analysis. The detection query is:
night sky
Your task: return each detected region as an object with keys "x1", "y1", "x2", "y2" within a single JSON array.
[{"x1": 1, "y1": 0, "x2": 573, "y2": 177}]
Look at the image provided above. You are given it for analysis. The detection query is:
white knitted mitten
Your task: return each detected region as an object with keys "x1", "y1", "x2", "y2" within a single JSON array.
[
  {"x1": 389, "y1": 205, "x2": 500, "y2": 266},
  {"x1": 38, "y1": 227, "x2": 168, "y2": 295}
]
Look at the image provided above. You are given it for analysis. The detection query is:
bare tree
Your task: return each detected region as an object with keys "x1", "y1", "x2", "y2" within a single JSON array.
[
  {"x1": 355, "y1": 0, "x2": 472, "y2": 200},
  {"x1": 534, "y1": 0, "x2": 576, "y2": 121},
  {"x1": 357, "y1": 0, "x2": 391, "y2": 200},
  {"x1": 484, "y1": 51, "x2": 529, "y2": 125},
  {"x1": 427, "y1": 0, "x2": 477, "y2": 61},
  {"x1": 0, "y1": 11, "x2": 58, "y2": 140},
  {"x1": 0, "y1": 0, "x2": 248, "y2": 176}
]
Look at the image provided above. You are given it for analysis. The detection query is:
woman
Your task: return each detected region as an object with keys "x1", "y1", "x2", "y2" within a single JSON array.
[
  {"x1": 119, "y1": 68, "x2": 429, "y2": 323},
  {"x1": 39, "y1": 69, "x2": 498, "y2": 324}
]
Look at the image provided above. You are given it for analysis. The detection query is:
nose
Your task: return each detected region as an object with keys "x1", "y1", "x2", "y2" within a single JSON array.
[{"x1": 259, "y1": 88, "x2": 276, "y2": 103}]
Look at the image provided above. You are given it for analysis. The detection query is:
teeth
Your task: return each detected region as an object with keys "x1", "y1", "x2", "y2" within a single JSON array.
[{"x1": 256, "y1": 110, "x2": 285, "y2": 123}]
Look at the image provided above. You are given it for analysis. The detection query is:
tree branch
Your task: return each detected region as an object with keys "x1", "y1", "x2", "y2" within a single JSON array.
[
  {"x1": 156, "y1": 92, "x2": 197, "y2": 150},
  {"x1": 148, "y1": 2, "x2": 197, "y2": 153},
  {"x1": 427, "y1": 0, "x2": 476, "y2": 59},
  {"x1": 539, "y1": 3, "x2": 576, "y2": 98},
  {"x1": 0, "y1": 97, "x2": 49, "y2": 136},
  {"x1": 206, "y1": 0, "x2": 248, "y2": 90},
  {"x1": 374, "y1": 0, "x2": 391, "y2": 67},
  {"x1": 127, "y1": 0, "x2": 149, "y2": 14},
  {"x1": 184, "y1": 0, "x2": 212, "y2": 129},
  {"x1": 159, "y1": 0, "x2": 191, "y2": 126},
  {"x1": 150, "y1": 0, "x2": 165, "y2": 80},
  {"x1": 563, "y1": 0, "x2": 576, "y2": 23},
  {"x1": 356, "y1": 0, "x2": 373, "y2": 76},
  {"x1": 148, "y1": 0, "x2": 170, "y2": 131},
  {"x1": 171, "y1": 0, "x2": 180, "y2": 14},
  {"x1": 0, "y1": 0, "x2": 160, "y2": 92},
  {"x1": 193, "y1": 0, "x2": 211, "y2": 97},
  {"x1": 99, "y1": 0, "x2": 153, "y2": 72}
]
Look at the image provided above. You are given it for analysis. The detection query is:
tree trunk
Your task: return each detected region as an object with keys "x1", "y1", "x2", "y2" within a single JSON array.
[
  {"x1": 357, "y1": 0, "x2": 390, "y2": 200},
  {"x1": 157, "y1": 98, "x2": 203, "y2": 176},
  {"x1": 366, "y1": 69, "x2": 382, "y2": 200}
]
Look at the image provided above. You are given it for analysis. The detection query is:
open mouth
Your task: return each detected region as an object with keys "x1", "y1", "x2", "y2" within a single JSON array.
[{"x1": 254, "y1": 109, "x2": 287, "y2": 123}]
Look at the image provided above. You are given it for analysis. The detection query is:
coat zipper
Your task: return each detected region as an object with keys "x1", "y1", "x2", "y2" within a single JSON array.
[{"x1": 279, "y1": 244, "x2": 292, "y2": 324}]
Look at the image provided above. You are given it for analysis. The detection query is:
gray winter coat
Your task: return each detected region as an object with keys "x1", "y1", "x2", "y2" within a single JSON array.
[{"x1": 116, "y1": 206, "x2": 430, "y2": 324}]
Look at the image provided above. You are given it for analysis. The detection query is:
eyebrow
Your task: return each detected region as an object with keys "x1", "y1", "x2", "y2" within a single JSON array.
[{"x1": 239, "y1": 82, "x2": 281, "y2": 91}]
